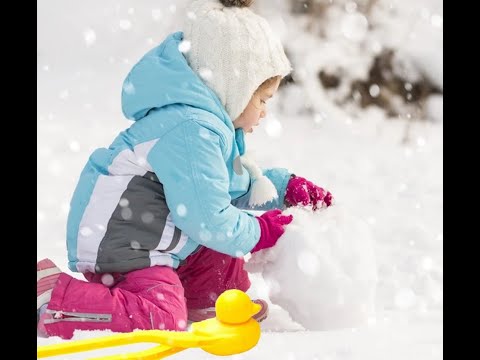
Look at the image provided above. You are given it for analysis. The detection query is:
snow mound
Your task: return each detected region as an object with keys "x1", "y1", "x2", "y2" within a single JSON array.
[{"x1": 246, "y1": 204, "x2": 378, "y2": 330}]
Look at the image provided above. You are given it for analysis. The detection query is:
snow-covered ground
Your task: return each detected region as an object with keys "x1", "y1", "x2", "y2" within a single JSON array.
[{"x1": 37, "y1": 1, "x2": 442, "y2": 358}]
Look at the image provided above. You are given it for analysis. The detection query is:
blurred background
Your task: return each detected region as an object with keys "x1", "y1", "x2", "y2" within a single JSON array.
[{"x1": 38, "y1": 0, "x2": 442, "y2": 356}]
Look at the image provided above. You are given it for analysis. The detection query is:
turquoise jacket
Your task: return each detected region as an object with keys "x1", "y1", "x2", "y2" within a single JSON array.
[{"x1": 66, "y1": 32, "x2": 291, "y2": 273}]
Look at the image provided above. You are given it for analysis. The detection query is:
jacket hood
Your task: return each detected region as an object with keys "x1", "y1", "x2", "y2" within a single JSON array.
[{"x1": 121, "y1": 32, "x2": 231, "y2": 125}]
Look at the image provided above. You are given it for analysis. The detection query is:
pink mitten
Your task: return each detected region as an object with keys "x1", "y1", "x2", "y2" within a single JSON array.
[
  {"x1": 251, "y1": 209, "x2": 293, "y2": 253},
  {"x1": 284, "y1": 175, "x2": 333, "y2": 210}
]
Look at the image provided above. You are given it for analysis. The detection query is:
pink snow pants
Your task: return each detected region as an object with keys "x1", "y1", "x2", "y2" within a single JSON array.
[{"x1": 42, "y1": 247, "x2": 250, "y2": 339}]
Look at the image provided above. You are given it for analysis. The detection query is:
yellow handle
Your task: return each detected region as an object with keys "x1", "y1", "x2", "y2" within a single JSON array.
[
  {"x1": 38, "y1": 332, "x2": 143, "y2": 358},
  {"x1": 90, "y1": 344, "x2": 184, "y2": 360},
  {"x1": 37, "y1": 330, "x2": 226, "y2": 358}
]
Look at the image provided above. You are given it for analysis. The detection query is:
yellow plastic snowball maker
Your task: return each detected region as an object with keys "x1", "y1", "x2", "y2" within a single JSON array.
[{"x1": 37, "y1": 289, "x2": 262, "y2": 359}]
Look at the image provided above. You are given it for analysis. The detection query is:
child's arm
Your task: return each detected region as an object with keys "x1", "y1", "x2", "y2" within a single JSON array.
[
  {"x1": 232, "y1": 172, "x2": 334, "y2": 211},
  {"x1": 147, "y1": 120, "x2": 260, "y2": 257},
  {"x1": 230, "y1": 168, "x2": 292, "y2": 210}
]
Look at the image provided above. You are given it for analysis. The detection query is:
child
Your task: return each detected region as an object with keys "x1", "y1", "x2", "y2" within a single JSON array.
[{"x1": 37, "y1": 0, "x2": 333, "y2": 339}]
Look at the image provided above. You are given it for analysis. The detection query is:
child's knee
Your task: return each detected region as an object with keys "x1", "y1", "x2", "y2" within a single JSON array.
[
  {"x1": 164, "y1": 303, "x2": 188, "y2": 331},
  {"x1": 149, "y1": 287, "x2": 188, "y2": 331}
]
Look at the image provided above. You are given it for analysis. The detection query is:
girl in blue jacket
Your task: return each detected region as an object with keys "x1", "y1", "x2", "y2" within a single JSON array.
[{"x1": 37, "y1": 0, "x2": 333, "y2": 339}]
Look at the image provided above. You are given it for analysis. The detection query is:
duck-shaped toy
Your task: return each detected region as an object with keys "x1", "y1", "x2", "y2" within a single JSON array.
[{"x1": 37, "y1": 289, "x2": 262, "y2": 359}]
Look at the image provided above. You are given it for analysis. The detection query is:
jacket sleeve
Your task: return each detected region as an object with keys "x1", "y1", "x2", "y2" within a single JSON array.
[
  {"x1": 147, "y1": 120, "x2": 260, "y2": 257},
  {"x1": 231, "y1": 167, "x2": 292, "y2": 211}
]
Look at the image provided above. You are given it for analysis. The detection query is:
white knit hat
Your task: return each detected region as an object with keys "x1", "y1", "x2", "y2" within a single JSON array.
[{"x1": 183, "y1": 0, "x2": 292, "y2": 122}]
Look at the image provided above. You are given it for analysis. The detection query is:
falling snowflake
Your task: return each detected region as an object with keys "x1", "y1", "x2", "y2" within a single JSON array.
[
  {"x1": 345, "y1": 1, "x2": 357, "y2": 13},
  {"x1": 119, "y1": 198, "x2": 129, "y2": 207},
  {"x1": 421, "y1": 257, "x2": 434, "y2": 271},
  {"x1": 84, "y1": 28, "x2": 96, "y2": 47},
  {"x1": 235, "y1": 251, "x2": 245, "y2": 258},
  {"x1": 101, "y1": 274, "x2": 114, "y2": 287},
  {"x1": 367, "y1": 316, "x2": 377, "y2": 326},
  {"x1": 369, "y1": 84, "x2": 380, "y2": 98},
  {"x1": 80, "y1": 227, "x2": 93, "y2": 237},
  {"x1": 61, "y1": 202, "x2": 70, "y2": 215},
  {"x1": 187, "y1": 11, "x2": 197, "y2": 20},
  {"x1": 404, "y1": 148, "x2": 413, "y2": 157},
  {"x1": 341, "y1": 13, "x2": 368, "y2": 42},
  {"x1": 264, "y1": 116, "x2": 283, "y2": 137},
  {"x1": 369, "y1": 40, "x2": 382, "y2": 54},
  {"x1": 49, "y1": 160, "x2": 62, "y2": 176},
  {"x1": 416, "y1": 137, "x2": 426, "y2": 147},
  {"x1": 152, "y1": 9, "x2": 162, "y2": 21},
  {"x1": 121, "y1": 207, "x2": 133, "y2": 220},
  {"x1": 69, "y1": 140, "x2": 80, "y2": 152},
  {"x1": 394, "y1": 288, "x2": 416, "y2": 309},
  {"x1": 141, "y1": 212, "x2": 154, "y2": 224},
  {"x1": 431, "y1": 286, "x2": 443, "y2": 303},
  {"x1": 199, "y1": 68, "x2": 213, "y2": 80},
  {"x1": 119, "y1": 19, "x2": 132, "y2": 30},
  {"x1": 59, "y1": 89, "x2": 69, "y2": 100},
  {"x1": 130, "y1": 240, "x2": 141, "y2": 250},
  {"x1": 199, "y1": 229, "x2": 212, "y2": 242},
  {"x1": 420, "y1": 7, "x2": 430, "y2": 20},
  {"x1": 178, "y1": 40, "x2": 191, "y2": 53},
  {"x1": 123, "y1": 81, "x2": 135, "y2": 95},
  {"x1": 38, "y1": 211, "x2": 46, "y2": 222},
  {"x1": 177, "y1": 319, "x2": 186, "y2": 329},
  {"x1": 137, "y1": 157, "x2": 147, "y2": 166},
  {"x1": 313, "y1": 112, "x2": 326, "y2": 125},
  {"x1": 176, "y1": 204, "x2": 187, "y2": 217},
  {"x1": 430, "y1": 14, "x2": 442, "y2": 28}
]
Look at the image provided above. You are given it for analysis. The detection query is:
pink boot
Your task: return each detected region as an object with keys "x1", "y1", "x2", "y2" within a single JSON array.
[
  {"x1": 37, "y1": 258, "x2": 62, "y2": 335},
  {"x1": 37, "y1": 258, "x2": 62, "y2": 310}
]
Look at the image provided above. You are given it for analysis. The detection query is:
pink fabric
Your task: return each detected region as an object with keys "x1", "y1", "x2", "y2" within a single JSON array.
[
  {"x1": 43, "y1": 267, "x2": 187, "y2": 339},
  {"x1": 40, "y1": 247, "x2": 250, "y2": 339},
  {"x1": 176, "y1": 246, "x2": 250, "y2": 309},
  {"x1": 285, "y1": 175, "x2": 333, "y2": 210},
  {"x1": 251, "y1": 209, "x2": 293, "y2": 253}
]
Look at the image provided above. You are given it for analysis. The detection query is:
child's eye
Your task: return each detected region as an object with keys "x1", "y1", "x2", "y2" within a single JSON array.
[{"x1": 261, "y1": 100, "x2": 266, "y2": 104}]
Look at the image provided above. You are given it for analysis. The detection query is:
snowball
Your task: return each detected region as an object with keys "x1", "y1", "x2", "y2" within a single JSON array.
[{"x1": 245, "y1": 205, "x2": 377, "y2": 330}]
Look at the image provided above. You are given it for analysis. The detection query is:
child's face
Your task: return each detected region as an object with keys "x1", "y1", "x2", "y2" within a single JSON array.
[{"x1": 234, "y1": 78, "x2": 281, "y2": 133}]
